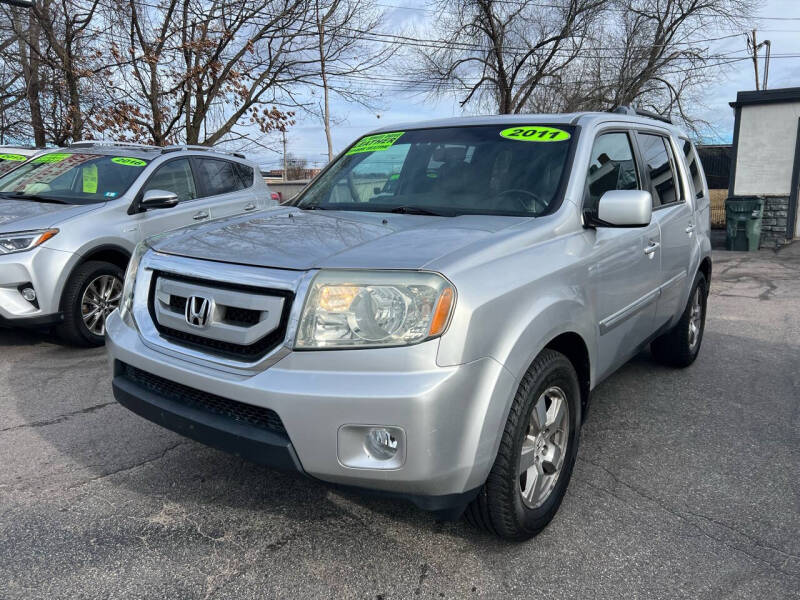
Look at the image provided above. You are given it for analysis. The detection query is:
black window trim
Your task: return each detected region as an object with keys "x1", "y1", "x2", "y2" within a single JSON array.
[
  {"x1": 580, "y1": 126, "x2": 643, "y2": 223},
  {"x1": 632, "y1": 129, "x2": 686, "y2": 212}
]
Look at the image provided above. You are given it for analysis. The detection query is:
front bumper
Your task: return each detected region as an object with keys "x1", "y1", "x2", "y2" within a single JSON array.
[
  {"x1": 106, "y1": 310, "x2": 517, "y2": 514},
  {"x1": 0, "y1": 245, "x2": 74, "y2": 322}
]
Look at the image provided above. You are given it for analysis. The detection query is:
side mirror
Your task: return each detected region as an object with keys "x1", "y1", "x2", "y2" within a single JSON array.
[
  {"x1": 596, "y1": 190, "x2": 652, "y2": 227},
  {"x1": 140, "y1": 189, "x2": 179, "y2": 210}
]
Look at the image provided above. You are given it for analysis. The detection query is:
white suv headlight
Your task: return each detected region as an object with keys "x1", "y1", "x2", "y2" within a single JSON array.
[
  {"x1": 295, "y1": 270, "x2": 455, "y2": 349},
  {"x1": 0, "y1": 229, "x2": 58, "y2": 254}
]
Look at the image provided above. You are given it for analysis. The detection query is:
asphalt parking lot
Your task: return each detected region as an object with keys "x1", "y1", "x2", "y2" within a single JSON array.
[{"x1": 1, "y1": 246, "x2": 798, "y2": 600}]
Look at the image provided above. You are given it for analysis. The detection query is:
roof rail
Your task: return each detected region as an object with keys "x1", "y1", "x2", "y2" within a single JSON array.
[
  {"x1": 161, "y1": 144, "x2": 246, "y2": 159},
  {"x1": 69, "y1": 140, "x2": 160, "y2": 150},
  {"x1": 611, "y1": 105, "x2": 673, "y2": 125}
]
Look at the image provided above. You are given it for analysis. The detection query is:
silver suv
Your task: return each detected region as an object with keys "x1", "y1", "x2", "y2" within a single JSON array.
[
  {"x1": 107, "y1": 112, "x2": 711, "y2": 540},
  {"x1": 0, "y1": 142, "x2": 275, "y2": 345}
]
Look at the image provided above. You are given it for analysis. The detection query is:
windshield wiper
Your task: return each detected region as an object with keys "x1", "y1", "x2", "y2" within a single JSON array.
[
  {"x1": 298, "y1": 204, "x2": 333, "y2": 210},
  {"x1": 387, "y1": 205, "x2": 448, "y2": 216},
  {"x1": 0, "y1": 192, "x2": 67, "y2": 204}
]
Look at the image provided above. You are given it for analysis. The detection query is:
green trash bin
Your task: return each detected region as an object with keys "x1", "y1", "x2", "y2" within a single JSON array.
[{"x1": 725, "y1": 198, "x2": 763, "y2": 251}]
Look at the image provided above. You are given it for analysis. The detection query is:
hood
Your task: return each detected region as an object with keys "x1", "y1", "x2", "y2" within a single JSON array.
[
  {"x1": 150, "y1": 207, "x2": 526, "y2": 271},
  {"x1": 0, "y1": 198, "x2": 102, "y2": 232}
]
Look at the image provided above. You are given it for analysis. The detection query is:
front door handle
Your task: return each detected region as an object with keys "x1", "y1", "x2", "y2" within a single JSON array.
[
  {"x1": 644, "y1": 241, "x2": 660, "y2": 257},
  {"x1": 244, "y1": 202, "x2": 257, "y2": 211},
  {"x1": 193, "y1": 211, "x2": 209, "y2": 221}
]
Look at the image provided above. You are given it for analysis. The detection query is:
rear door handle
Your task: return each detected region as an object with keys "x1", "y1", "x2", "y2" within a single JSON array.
[
  {"x1": 244, "y1": 202, "x2": 257, "y2": 211},
  {"x1": 193, "y1": 211, "x2": 209, "y2": 221},
  {"x1": 644, "y1": 241, "x2": 660, "y2": 256},
  {"x1": 685, "y1": 224, "x2": 695, "y2": 235}
]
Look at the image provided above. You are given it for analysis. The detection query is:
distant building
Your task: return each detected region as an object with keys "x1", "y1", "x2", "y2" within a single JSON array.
[{"x1": 728, "y1": 87, "x2": 800, "y2": 247}]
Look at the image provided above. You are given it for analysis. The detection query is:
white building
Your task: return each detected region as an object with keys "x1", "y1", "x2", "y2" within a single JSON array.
[{"x1": 728, "y1": 87, "x2": 800, "y2": 247}]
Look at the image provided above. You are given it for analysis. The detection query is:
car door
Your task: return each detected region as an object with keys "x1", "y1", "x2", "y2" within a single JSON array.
[
  {"x1": 192, "y1": 157, "x2": 261, "y2": 219},
  {"x1": 134, "y1": 157, "x2": 207, "y2": 239},
  {"x1": 635, "y1": 132, "x2": 694, "y2": 329},
  {"x1": 584, "y1": 130, "x2": 663, "y2": 378}
]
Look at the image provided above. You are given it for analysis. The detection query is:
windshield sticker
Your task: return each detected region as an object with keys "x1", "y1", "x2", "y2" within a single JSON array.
[
  {"x1": 33, "y1": 152, "x2": 72, "y2": 163},
  {"x1": 499, "y1": 126, "x2": 571, "y2": 142},
  {"x1": 82, "y1": 165, "x2": 98, "y2": 194},
  {"x1": 111, "y1": 157, "x2": 146, "y2": 167},
  {"x1": 104, "y1": 191, "x2": 118, "y2": 198},
  {"x1": 346, "y1": 132, "x2": 405, "y2": 155},
  {"x1": 0, "y1": 153, "x2": 27, "y2": 162}
]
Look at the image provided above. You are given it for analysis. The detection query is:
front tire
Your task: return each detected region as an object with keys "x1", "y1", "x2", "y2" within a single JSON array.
[
  {"x1": 465, "y1": 349, "x2": 581, "y2": 540},
  {"x1": 651, "y1": 271, "x2": 708, "y2": 368},
  {"x1": 57, "y1": 261, "x2": 124, "y2": 347}
]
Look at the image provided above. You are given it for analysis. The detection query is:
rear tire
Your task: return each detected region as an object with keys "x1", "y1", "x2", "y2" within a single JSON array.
[
  {"x1": 57, "y1": 261, "x2": 124, "y2": 347},
  {"x1": 651, "y1": 271, "x2": 707, "y2": 368},
  {"x1": 465, "y1": 349, "x2": 581, "y2": 540}
]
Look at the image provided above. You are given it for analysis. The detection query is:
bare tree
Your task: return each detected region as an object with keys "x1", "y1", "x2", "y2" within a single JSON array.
[
  {"x1": 98, "y1": 0, "x2": 317, "y2": 147},
  {"x1": 285, "y1": 152, "x2": 308, "y2": 180},
  {"x1": 310, "y1": 0, "x2": 392, "y2": 161},
  {"x1": 410, "y1": 0, "x2": 606, "y2": 114},
  {"x1": 528, "y1": 0, "x2": 754, "y2": 129}
]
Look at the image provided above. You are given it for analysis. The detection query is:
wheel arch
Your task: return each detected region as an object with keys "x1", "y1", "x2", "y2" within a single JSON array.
[
  {"x1": 56, "y1": 244, "x2": 131, "y2": 311},
  {"x1": 698, "y1": 255, "x2": 712, "y2": 286},
  {"x1": 543, "y1": 331, "x2": 591, "y2": 418}
]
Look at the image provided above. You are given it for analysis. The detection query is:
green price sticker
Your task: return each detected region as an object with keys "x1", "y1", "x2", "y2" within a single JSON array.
[
  {"x1": 111, "y1": 157, "x2": 146, "y2": 167},
  {"x1": 82, "y1": 164, "x2": 98, "y2": 193},
  {"x1": 33, "y1": 153, "x2": 72, "y2": 163},
  {"x1": 0, "y1": 153, "x2": 27, "y2": 162},
  {"x1": 499, "y1": 126, "x2": 571, "y2": 142},
  {"x1": 346, "y1": 131, "x2": 405, "y2": 155}
]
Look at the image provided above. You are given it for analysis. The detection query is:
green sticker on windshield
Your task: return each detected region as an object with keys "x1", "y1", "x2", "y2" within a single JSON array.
[
  {"x1": 500, "y1": 126, "x2": 570, "y2": 142},
  {"x1": 111, "y1": 157, "x2": 146, "y2": 167},
  {"x1": 346, "y1": 132, "x2": 405, "y2": 155},
  {"x1": 33, "y1": 152, "x2": 71, "y2": 163},
  {"x1": 0, "y1": 153, "x2": 27, "y2": 162}
]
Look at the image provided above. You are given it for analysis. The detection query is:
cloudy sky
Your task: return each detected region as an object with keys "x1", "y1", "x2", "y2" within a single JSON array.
[{"x1": 254, "y1": 0, "x2": 800, "y2": 170}]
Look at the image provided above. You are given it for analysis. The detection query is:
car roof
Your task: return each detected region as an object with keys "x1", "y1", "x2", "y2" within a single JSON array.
[
  {"x1": 0, "y1": 146, "x2": 44, "y2": 157},
  {"x1": 367, "y1": 112, "x2": 689, "y2": 139},
  {"x1": 36, "y1": 143, "x2": 253, "y2": 163}
]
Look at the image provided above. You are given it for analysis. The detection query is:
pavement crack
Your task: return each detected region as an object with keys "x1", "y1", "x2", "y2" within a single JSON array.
[
  {"x1": 68, "y1": 441, "x2": 190, "y2": 489},
  {"x1": 0, "y1": 401, "x2": 118, "y2": 433},
  {"x1": 414, "y1": 562, "x2": 430, "y2": 596},
  {"x1": 577, "y1": 456, "x2": 799, "y2": 578}
]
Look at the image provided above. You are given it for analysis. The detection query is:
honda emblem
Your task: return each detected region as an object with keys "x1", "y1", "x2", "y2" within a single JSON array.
[{"x1": 185, "y1": 295, "x2": 212, "y2": 328}]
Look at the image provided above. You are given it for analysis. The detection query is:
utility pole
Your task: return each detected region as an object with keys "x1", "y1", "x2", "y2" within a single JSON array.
[
  {"x1": 282, "y1": 130, "x2": 287, "y2": 182},
  {"x1": 750, "y1": 29, "x2": 760, "y2": 91},
  {"x1": 748, "y1": 30, "x2": 772, "y2": 91}
]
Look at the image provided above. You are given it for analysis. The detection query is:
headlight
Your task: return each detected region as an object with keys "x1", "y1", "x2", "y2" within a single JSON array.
[
  {"x1": 118, "y1": 240, "x2": 149, "y2": 323},
  {"x1": 0, "y1": 229, "x2": 58, "y2": 254},
  {"x1": 295, "y1": 270, "x2": 455, "y2": 349}
]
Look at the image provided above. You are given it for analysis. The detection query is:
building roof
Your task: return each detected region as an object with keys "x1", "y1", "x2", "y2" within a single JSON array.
[{"x1": 729, "y1": 87, "x2": 800, "y2": 108}]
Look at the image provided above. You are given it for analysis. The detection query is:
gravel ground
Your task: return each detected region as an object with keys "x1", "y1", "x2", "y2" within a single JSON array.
[{"x1": 1, "y1": 246, "x2": 798, "y2": 599}]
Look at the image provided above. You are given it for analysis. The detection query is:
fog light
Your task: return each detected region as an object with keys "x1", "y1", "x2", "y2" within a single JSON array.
[
  {"x1": 21, "y1": 287, "x2": 36, "y2": 302},
  {"x1": 365, "y1": 427, "x2": 399, "y2": 460}
]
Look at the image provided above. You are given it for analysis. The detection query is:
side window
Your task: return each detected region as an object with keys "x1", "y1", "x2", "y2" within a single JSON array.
[
  {"x1": 235, "y1": 163, "x2": 254, "y2": 188},
  {"x1": 196, "y1": 159, "x2": 246, "y2": 197},
  {"x1": 682, "y1": 139, "x2": 705, "y2": 198},
  {"x1": 637, "y1": 133, "x2": 681, "y2": 208},
  {"x1": 584, "y1": 132, "x2": 639, "y2": 211},
  {"x1": 141, "y1": 159, "x2": 197, "y2": 202}
]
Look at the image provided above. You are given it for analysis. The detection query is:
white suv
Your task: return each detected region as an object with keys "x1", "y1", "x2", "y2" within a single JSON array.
[{"x1": 0, "y1": 142, "x2": 276, "y2": 345}]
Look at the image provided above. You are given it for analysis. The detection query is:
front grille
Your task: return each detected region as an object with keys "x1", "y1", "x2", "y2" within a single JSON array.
[
  {"x1": 120, "y1": 362, "x2": 287, "y2": 436},
  {"x1": 223, "y1": 306, "x2": 261, "y2": 326},
  {"x1": 148, "y1": 271, "x2": 294, "y2": 361}
]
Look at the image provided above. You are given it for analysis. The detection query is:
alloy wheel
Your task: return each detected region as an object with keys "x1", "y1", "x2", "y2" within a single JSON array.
[
  {"x1": 688, "y1": 287, "x2": 703, "y2": 350},
  {"x1": 81, "y1": 274, "x2": 122, "y2": 336},
  {"x1": 519, "y1": 386, "x2": 570, "y2": 509}
]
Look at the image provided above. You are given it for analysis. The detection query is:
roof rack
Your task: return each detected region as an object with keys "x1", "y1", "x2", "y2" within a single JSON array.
[
  {"x1": 161, "y1": 144, "x2": 246, "y2": 159},
  {"x1": 611, "y1": 106, "x2": 673, "y2": 125},
  {"x1": 69, "y1": 140, "x2": 160, "y2": 150}
]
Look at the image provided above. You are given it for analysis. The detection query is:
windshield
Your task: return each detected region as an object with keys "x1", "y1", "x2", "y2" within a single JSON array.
[
  {"x1": 295, "y1": 125, "x2": 575, "y2": 217},
  {"x1": 0, "y1": 152, "x2": 31, "y2": 177},
  {"x1": 0, "y1": 152, "x2": 151, "y2": 205}
]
